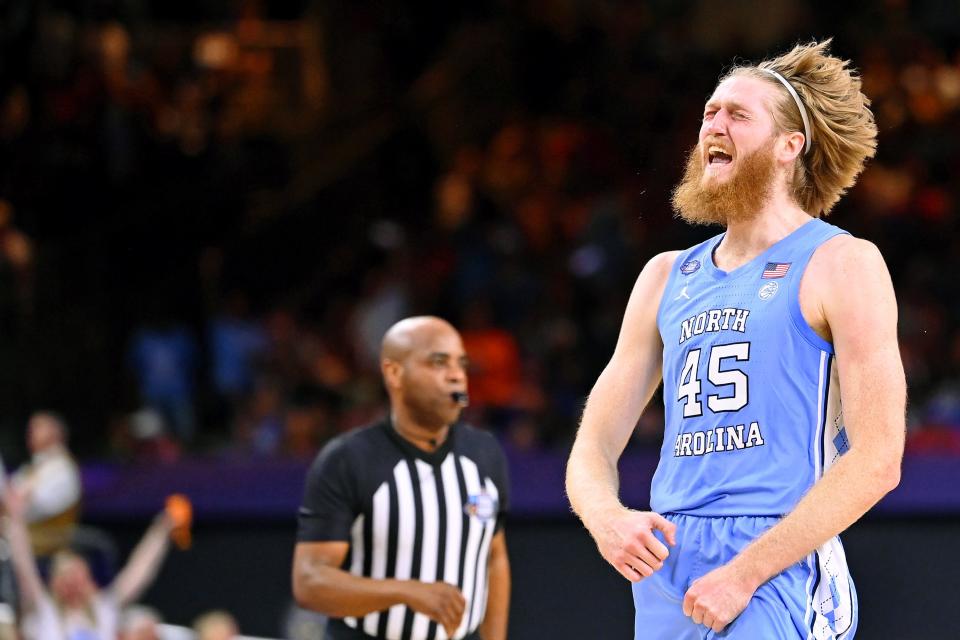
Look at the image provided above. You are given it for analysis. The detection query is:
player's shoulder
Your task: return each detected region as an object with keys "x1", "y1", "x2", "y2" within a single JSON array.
[
  {"x1": 816, "y1": 232, "x2": 883, "y2": 259},
  {"x1": 645, "y1": 250, "x2": 684, "y2": 276},
  {"x1": 808, "y1": 232, "x2": 889, "y2": 281},
  {"x1": 804, "y1": 232, "x2": 894, "y2": 319},
  {"x1": 629, "y1": 250, "x2": 684, "y2": 296}
]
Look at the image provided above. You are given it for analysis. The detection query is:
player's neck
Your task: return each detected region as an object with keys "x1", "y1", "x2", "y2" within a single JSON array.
[
  {"x1": 717, "y1": 196, "x2": 811, "y2": 271},
  {"x1": 390, "y1": 409, "x2": 450, "y2": 453}
]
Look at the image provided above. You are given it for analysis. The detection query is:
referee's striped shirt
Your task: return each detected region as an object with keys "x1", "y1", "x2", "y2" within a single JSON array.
[{"x1": 298, "y1": 419, "x2": 510, "y2": 640}]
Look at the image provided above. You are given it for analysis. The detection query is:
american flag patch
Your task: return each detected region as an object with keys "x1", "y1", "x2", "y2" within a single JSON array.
[{"x1": 762, "y1": 262, "x2": 791, "y2": 279}]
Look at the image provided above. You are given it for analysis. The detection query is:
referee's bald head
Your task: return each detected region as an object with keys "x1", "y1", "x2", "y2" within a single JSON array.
[
  {"x1": 381, "y1": 316, "x2": 459, "y2": 364},
  {"x1": 380, "y1": 316, "x2": 468, "y2": 428}
]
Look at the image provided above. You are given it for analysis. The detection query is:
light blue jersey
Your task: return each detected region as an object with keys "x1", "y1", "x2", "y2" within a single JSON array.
[
  {"x1": 654, "y1": 217, "x2": 848, "y2": 518},
  {"x1": 636, "y1": 218, "x2": 858, "y2": 639}
]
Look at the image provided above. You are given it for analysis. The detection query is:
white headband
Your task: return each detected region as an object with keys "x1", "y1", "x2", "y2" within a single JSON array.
[{"x1": 760, "y1": 68, "x2": 812, "y2": 155}]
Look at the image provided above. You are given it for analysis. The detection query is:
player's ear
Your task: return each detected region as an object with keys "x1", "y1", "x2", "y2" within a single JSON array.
[{"x1": 777, "y1": 131, "x2": 804, "y2": 164}]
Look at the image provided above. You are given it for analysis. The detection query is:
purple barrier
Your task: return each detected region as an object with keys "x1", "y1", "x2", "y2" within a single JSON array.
[
  {"x1": 80, "y1": 450, "x2": 960, "y2": 520},
  {"x1": 81, "y1": 457, "x2": 311, "y2": 520},
  {"x1": 870, "y1": 454, "x2": 960, "y2": 515}
]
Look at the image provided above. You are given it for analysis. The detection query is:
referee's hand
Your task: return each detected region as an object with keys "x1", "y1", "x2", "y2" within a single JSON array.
[
  {"x1": 590, "y1": 507, "x2": 677, "y2": 583},
  {"x1": 403, "y1": 580, "x2": 466, "y2": 637}
]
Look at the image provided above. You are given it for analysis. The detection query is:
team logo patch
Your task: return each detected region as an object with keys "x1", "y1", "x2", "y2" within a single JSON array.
[
  {"x1": 758, "y1": 281, "x2": 779, "y2": 300},
  {"x1": 464, "y1": 490, "x2": 497, "y2": 523},
  {"x1": 761, "y1": 262, "x2": 791, "y2": 279},
  {"x1": 680, "y1": 259, "x2": 701, "y2": 275}
]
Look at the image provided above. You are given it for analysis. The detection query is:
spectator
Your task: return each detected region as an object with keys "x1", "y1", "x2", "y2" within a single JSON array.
[
  {"x1": 193, "y1": 610, "x2": 239, "y2": 640},
  {"x1": 10, "y1": 412, "x2": 81, "y2": 559},
  {"x1": 208, "y1": 292, "x2": 269, "y2": 416},
  {"x1": 119, "y1": 605, "x2": 163, "y2": 640},
  {"x1": 232, "y1": 379, "x2": 285, "y2": 456},
  {"x1": 126, "y1": 409, "x2": 183, "y2": 464},
  {"x1": 128, "y1": 323, "x2": 199, "y2": 443},
  {"x1": 0, "y1": 0, "x2": 957, "y2": 465},
  {"x1": 2, "y1": 489, "x2": 184, "y2": 640},
  {"x1": 459, "y1": 300, "x2": 521, "y2": 411}
]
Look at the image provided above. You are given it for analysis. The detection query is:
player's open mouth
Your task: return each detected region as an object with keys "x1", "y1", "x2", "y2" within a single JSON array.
[{"x1": 707, "y1": 146, "x2": 733, "y2": 165}]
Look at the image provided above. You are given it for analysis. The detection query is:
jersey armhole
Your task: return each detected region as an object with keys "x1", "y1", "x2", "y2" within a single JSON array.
[
  {"x1": 787, "y1": 231, "x2": 849, "y2": 355},
  {"x1": 655, "y1": 251, "x2": 686, "y2": 332}
]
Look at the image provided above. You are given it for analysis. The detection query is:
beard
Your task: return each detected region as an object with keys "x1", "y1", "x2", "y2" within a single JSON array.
[{"x1": 671, "y1": 137, "x2": 778, "y2": 226}]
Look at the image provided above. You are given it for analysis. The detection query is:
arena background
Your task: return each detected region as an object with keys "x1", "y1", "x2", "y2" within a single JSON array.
[{"x1": 0, "y1": 0, "x2": 958, "y2": 638}]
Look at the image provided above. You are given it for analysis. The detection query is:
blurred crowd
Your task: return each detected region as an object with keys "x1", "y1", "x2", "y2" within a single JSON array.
[
  {"x1": 0, "y1": 0, "x2": 958, "y2": 465},
  {"x1": 0, "y1": 412, "x2": 262, "y2": 639}
]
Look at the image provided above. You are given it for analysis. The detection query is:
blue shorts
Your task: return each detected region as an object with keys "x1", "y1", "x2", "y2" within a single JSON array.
[{"x1": 632, "y1": 513, "x2": 858, "y2": 639}]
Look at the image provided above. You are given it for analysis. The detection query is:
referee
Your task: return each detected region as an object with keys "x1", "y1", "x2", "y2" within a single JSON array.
[{"x1": 293, "y1": 316, "x2": 511, "y2": 640}]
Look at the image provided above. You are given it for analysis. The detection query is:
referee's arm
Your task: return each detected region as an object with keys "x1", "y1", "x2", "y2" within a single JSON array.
[
  {"x1": 292, "y1": 539, "x2": 466, "y2": 636},
  {"x1": 479, "y1": 529, "x2": 510, "y2": 640}
]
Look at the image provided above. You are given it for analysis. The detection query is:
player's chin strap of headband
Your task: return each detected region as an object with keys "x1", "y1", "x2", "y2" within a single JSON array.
[{"x1": 760, "y1": 68, "x2": 812, "y2": 155}]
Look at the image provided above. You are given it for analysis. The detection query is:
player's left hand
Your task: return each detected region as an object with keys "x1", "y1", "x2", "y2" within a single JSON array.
[{"x1": 682, "y1": 562, "x2": 758, "y2": 633}]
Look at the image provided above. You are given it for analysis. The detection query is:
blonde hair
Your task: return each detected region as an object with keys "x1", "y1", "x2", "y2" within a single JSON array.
[
  {"x1": 50, "y1": 549, "x2": 88, "y2": 577},
  {"x1": 723, "y1": 39, "x2": 878, "y2": 216}
]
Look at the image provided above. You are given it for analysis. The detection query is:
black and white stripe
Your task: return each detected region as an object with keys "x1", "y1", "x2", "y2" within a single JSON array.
[{"x1": 345, "y1": 452, "x2": 499, "y2": 640}]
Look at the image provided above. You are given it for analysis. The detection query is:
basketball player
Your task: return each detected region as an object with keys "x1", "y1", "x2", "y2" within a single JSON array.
[
  {"x1": 566, "y1": 40, "x2": 904, "y2": 639},
  {"x1": 292, "y1": 316, "x2": 510, "y2": 640}
]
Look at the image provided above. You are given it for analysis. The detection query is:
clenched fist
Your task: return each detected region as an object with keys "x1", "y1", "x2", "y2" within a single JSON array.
[
  {"x1": 682, "y1": 562, "x2": 758, "y2": 632},
  {"x1": 402, "y1": 580, "x2": 466, "y2": 637},
  {"x1": 588, "y1": 507, "x2": 677, "y2": 582}
]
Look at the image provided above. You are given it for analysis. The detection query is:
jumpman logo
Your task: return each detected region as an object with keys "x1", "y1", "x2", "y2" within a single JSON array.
[{"x1": 675, "y1": 286, "x2": 691, "y2": 301}]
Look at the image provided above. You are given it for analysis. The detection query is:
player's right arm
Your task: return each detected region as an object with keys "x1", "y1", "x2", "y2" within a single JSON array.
[
  {"x1": 565, "y1": 251, "x2": 680, "y2": 582},
  {"x1": 292, "y1": 542, "x2": 465, "y2": 637}
]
